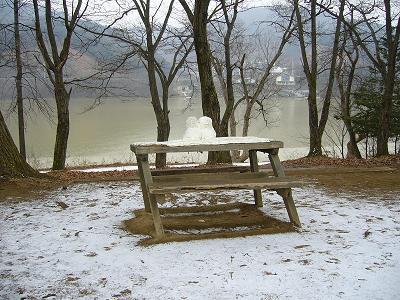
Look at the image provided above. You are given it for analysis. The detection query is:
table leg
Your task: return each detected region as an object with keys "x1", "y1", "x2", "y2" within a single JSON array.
[
  {"x1": 268, "y1": 149, "x2": 301, "y2": 227},
  {"x1": 249, "y1": 150, "x2": 263, "y2": 207},
  {"x1": 276, "y1": 188, "x2": 301, "y2": 227},
  {"x1": 136, "y1": 157, "x2": 150, "y2": 213},
  {"x1": 136, "y1": 154, "x2": 164, "y2": 236}
]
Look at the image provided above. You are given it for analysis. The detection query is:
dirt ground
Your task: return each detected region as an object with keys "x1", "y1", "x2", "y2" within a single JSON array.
[
  {"x1": 124, "y1": 203, "x2": 295, "y2": 245},
  {"x1": 1, "y1": 155, "x2": 399, "y2": 201}
]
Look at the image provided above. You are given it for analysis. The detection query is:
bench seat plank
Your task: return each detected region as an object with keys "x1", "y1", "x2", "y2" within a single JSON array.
[{"x1": 149, "y1": 172, "x2": 303, "y2": 194}]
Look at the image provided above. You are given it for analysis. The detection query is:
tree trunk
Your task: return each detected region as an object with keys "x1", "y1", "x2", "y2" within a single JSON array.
[
  {"x1": 307, "y1": 86, "x2": 323, "y2": 156},
  {"x1": 230, "y1": 115, "x2": 241, "y2": 161},
  {"x1": 343, "y1": 118, "x2": 362, "y2": 159},
  {"x1": 377, "y1": 82, "x2": 394, "y2": 156},
  {"x1": 0, "y1": 111, "x2": 37, "y2": 178},
  {"x1": 14, "y1": 0, "x2": 26, "y2": 160},
  {"x1": 155, "y1": 112, "x2": 170, "y2": 168},
  {"x1": 234, "y1": 101, "x2": 254, "y2": 162},
  {"x1": 52, "y1": 75, "x2": 70, "y2": 170},
  {"x1": 346, "y1": 132, "x2": 364, "y2": 159},
  {"x1": 192, "y1": 0, "x2": 231, "y2": 164},
  {"x1": 209, "y1": 127, "x2": 232, "y2": 164},
  {"x1": 294, "y1": 0, "x2": 344, "y2": 157}
]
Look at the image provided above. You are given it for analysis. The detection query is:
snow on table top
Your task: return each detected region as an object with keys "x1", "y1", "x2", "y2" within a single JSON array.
[{"x1": 132, "y1": 136, "x2": 272, "y2": 147}]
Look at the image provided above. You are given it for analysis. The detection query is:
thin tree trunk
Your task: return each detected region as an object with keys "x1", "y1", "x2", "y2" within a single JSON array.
[
  {"x1": 0, "y1": 111, "x2": 37, "y2": 177},
  {"x1": 346, "y1": 132, "x2": 364, "y2": 159},
  {"x1": 377, "y1": 81, "x2": 394, "y2": 156},
  {"x1": 307, "y1": 91, "x2": 322, "y2": 156},
  {"x1": 336, "y1": 28, "x2": 362, "y2": 159},
  {"x1": 146, "y1": 39, "x2": 170, "y2": 168},
  {"x1": 344, "y1": 123, "x2": 362, "y2": 159},
  {"x1": 52, "y1": 75, "x2": 70, "y2": 170},
  {"x1": 155, "y1": 88, "x2": 170, "y2": 168},
  {"x1": 33, "y1": 0, "x2": 83, "y2": 170},
  {"x1": 193, "y1": 0, "x2": 231, "y2": 164},
  {"x1": 14, "y1": 0, "x2": 26, "y2": 160},
  {"x1": 376, "y1": 0, "x2": 399, "y2": 156}
]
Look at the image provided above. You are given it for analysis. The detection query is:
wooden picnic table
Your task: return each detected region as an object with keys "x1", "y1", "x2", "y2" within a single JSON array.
[{"x1": 130, "y1": 137, "x2": 302, "y2": 237}]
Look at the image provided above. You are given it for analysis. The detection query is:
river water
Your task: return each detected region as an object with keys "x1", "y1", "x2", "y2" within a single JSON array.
[{"x1": 4, "y1": 96, "x2": 313, "y2": 168}]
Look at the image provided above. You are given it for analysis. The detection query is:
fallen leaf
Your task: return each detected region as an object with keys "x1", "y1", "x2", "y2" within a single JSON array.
[
  {"x1": 263, "y1": 271, "x2": 277, "y2": 276},
  {"x1": 56, "y1": 201, "x2": 69, "y2": 209}
]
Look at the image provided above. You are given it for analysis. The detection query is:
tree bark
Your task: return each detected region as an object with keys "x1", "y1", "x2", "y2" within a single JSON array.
[
  {"x1": 0, "y1": 111, "x2": 37, "y2": 178},
  {"x1": 144, "y1": 24, "x2": 169, "y2": 168},
  {"x1": 337, "y1": 30, "x2": 362, "y2": 159},
  {"x1": 14, "y1": 0, "x2": 26, "y2": 160},
  {"x1": 377, "y1": 71, "x2": 395, "y2": 156},
  {"x1": 376, "y1": 0, "x2": 399, "y2": 156},
  {"x1": 192, "y1": 0, "x2": 231, "y2": 164},
  {"x1": 52, "y1": 74, "x2": 70, "y2": 170},
  {"x1": 346, "y1": 133, "x2": 364, "y2": 159},
  {"x1": 154, "y1": 86, "x2": 170, "y2": 168}
]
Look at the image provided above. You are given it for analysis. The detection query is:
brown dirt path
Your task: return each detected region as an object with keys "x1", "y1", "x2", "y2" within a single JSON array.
[{"x1": 1, "y1": 155, "x2": 399, "y2": 201}]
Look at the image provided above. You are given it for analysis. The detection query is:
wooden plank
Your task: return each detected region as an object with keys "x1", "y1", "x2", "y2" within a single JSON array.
[
  {"x1": 249, "y1": 150, "x2": 263, "y2": 207},
  {"x1": 131, "y1": 139, "x2": 283, "y2": 155},
  {"x1": 136, "y1": 154, "x2": 164, "y2": 236},
  {"x1": 153, "y1": 171, "x2": 269, "y2": 184},
  {"x1": 149, "y1": 173, "x2": 303, "y2": 194},
  {"x1": 151, "y1": 165, "x2": 250, "y2": 176}
]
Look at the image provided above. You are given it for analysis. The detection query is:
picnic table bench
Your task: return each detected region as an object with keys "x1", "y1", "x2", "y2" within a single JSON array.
[{"x1": 131, "y1": 137, "x2": 302, "y2": 237}]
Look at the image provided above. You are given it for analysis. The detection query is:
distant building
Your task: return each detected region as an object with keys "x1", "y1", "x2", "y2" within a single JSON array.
[
  {"x1": 271, "y1": 66, "x2": 285, "y2": 75},
  {"x1": 276, "y1": 73, "x2": 295, "y2": 86}
]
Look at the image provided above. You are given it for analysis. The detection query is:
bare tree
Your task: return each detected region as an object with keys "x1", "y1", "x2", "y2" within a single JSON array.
[
  {"x1": 82, "y1": 0, "x2": 193, "y2": 168},
  {"x1": 132, "y1": 0, "x2": 193, "y2": 168},
  {"x1": 13, "y1": 0, "x2": 26, "y2": 160},
  {"x1": 0, "y1": 0, "x2": 27, "y2": 159},
  {"x1": 32, "y1": 0, "x2": 88, "y2": 170},
  {"x1": 212, "y1": 6, "x2": 296, "y2": 161},
  {"x1": 179, "y1": 0, "x2": 232, "y2": 163},
  {"x1": 335, "y1": 19, "x2": 363, "y2": 159},
  {"x1": 0, "y1": 2, "x2": 37, "y2": 177},
  {"x1": 293, "y1": 0, "x2": 345, "y2": 156},
  {"x1": 321, "y1": 0, "x2": 400, "y2": 156}
]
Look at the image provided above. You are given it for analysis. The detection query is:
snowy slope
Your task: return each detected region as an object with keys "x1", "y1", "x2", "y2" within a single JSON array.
[{"x1": 0, "y1": 182, "x2": 399, "y2": 299}]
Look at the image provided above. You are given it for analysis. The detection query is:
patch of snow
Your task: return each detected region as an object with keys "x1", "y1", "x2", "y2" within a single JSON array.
[
  {"x1": 167, "y1": 225, "x2": 262, "y2": 235},
  {"x1": 1, "y1": 183, "x2": 399, "y2": 299}
]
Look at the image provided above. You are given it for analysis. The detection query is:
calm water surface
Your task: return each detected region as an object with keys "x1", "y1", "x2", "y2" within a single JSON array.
[{"x1": 4, "y1": 96, "x2": 311, "y2": 168}]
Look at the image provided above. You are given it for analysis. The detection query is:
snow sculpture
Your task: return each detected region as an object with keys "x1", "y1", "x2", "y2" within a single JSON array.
[
  {"x1": 182, "y1": 116, "x2": 217, "y2": 140},
  {"x1": 198, "y1": 116, "x2": 216, "y2": 140},
  {"x1": 183, "y1": 116, "x2": 202, "y2": 140}
]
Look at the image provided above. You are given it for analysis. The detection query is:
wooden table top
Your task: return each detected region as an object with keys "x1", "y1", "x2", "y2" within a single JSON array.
[{"x1": 131, "y1": 137, "x2": 283, "y2": 155}]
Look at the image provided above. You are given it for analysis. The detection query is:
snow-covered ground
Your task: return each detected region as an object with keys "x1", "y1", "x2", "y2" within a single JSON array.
[{"x1": 0, "y1": 182, "x2": 399, "y2": 299}]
